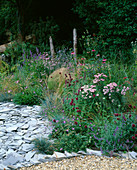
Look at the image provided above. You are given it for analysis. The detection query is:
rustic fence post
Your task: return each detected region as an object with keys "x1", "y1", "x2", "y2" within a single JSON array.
[
  {"x1": 73, "y1": 28, "x2": 77, "y2": 64},
  {"x1": 49, "y1": 36, "x2": 55, "y2": 57}
]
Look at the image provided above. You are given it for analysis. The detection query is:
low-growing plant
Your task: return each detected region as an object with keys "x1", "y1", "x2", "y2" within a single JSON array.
[
  {"x1": 48, "y1": 115, "x2": 96, "y2": 153},
  {"x1": 13, "y1": 86, "x2": 44, "y2": 106},
  {"x1": 94, "y1": 112, "x2": 137, "y2": 156},
  {"x1": 32, "y1": 138, "x2": 55, "y2": 154}
]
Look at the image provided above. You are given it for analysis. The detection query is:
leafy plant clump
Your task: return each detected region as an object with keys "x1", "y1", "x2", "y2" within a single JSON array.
[
  {"x1": 13, "y1": 87, "x2": 44, "y2": 106},
  {"x1": 47, "y1": 115, "x2": 97, "y2": 153},
  {"x1": 94, "y1": 112, "x2": 137, "y2": 156},
  {"x1": 32, "y1": 138, "x2": 55, "y2": 155}
]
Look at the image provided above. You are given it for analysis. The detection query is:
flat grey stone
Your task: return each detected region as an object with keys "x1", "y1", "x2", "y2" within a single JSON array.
[
  {"x1": 0, "y1": 115, "x2": 7, "y2": 120},
  {"x1": 64, "y1": 151, "x2": 73, "y2": 157},
  {"x1": 7, "y1": 165, "x2": 17, "y2": 170},
  {"x1": 0, "y1": 121, "x2": 3, "y2": 124},
  {"x1": 77, "y1": 151, "x2": 87, "y2": 155},
  {"x1": 21, "y1": 124, "x2": 29, "y2": 130},
  {"x1": 53, "y1": 151, "x2": 66, "y2": 158},
  {"x1": 3, "y1": 154, "x2": 19, "y2": 165},
  {"x1": 21, "y1": 144, "x2": 34, "y2": 152},
  {"x1": 0, "y1": 132, "x2": 5, "y2": 136},
  {"x1": 9, "y1": 140, "x2": 23, "y2": 146},
  {"x1": 14, "y1": 163, "x2": 23, "y2": 168},
  {"x1": 71, "y1": 152, "x2": 80, "y2": 157},
  {"x1": 86, "y1": 148, "x2": 102, "y2": 156},
  {"x1": 0, "y1": 164, "x2": 8, "y2": 170},
  {"x1": 9, "y1": 104, "x2": 15, "y2": 107},
  {"x1": 25, "y1": 151, "x2": 36, "y2": 161},
  {"x1": 6, "y1": 149, "x2": 15, "y2": 156},
  {"x1": 6, "y1": 126, "x2": 18, "y2": 132},
  {"x1": 0, "y1": 148, "x2": 6, "y2": 157},
  {"x1": 33, "y1": 106, "x2": 41, "y2": 112},
  {"x1": 14, "y1": 135, "x2": 23, "y2": 140},
  {"x1": 129, "y1": 151, "x2": 137, "y2": 159},
  {"x1": 0, "y1": 109, "x2": 11, "y2": 113}
]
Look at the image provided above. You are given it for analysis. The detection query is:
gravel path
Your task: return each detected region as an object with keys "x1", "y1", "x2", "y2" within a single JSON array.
[{"x1": 20, "y1": 155, "x2": 137, "y2": 170}]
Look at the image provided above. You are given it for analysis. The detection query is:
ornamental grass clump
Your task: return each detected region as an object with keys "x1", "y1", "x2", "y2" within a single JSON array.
[{"x1": 94, "y1": 112, "x2": 137, "y2": 156}]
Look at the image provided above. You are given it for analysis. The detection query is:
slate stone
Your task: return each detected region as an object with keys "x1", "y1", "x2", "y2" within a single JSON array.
[
  {"x1": 0, "y1": 164, "x2": 9, "y2": 170},
  {"x1": 3, "y1": 154, "x2": 19, "y2": 165},
  {"x1": 86, "y1": 148, "x2": 102, "y2": 156},
  {"x1": 7, "y1": 165, "x2": 17, "y2": 170},
  {"x1": 77, "y1": 151, "x2": 87, "y2": 155},
  {"x1": 0, "y1": 109, "x2": 11, "y2": 113},
  {"x1": 64, "y1": 151, "x2": 73, "y2": 157},
  {"x1": 6, "y1": 126, "x2": 18, "y2": 132},
  {"x1": 0, "y1": 121, "x2": 3, "y2": 124},
  {"x1": 21, "y1": 124, "x2": 29, "y2": 130},
  {"x1": 0, "y1": 115, "x2": 7, "y2": 120},
  {"x1": 129, "y1": 151, "x2": 137, "y2": 159},
  {"x1": 25, "y1": 151, "x2": 36, "y2": 161},
  {"x1": 53, "y1": 151, "x2": 66, "y2": 158},
  {"x1": 21, "y1": 144, "x2": 34, "y2": 152}
]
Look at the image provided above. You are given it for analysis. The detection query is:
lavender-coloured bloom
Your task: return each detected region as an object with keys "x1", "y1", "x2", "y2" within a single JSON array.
[
  {"x1": 91, "y1": 127, "x2": 94, "y2": 131},
  {"x1": 126, "y1": 139, "x2": 129, "y2": 143},
  {"x1": 113, "y1": 133, "x2": 116, "y2": 136},
  {"x1": 30, "y1": 50, "x2": 32, "y2": 57},
  {"x1": 100, "y1": 147, "x2": 103, "y2": 154},
  {"x1": 36, "y1": 47, "x2": 39, "y2": 54}
]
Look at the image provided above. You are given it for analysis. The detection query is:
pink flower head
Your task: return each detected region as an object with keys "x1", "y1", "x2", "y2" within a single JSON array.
[
  {"x1": 16, "y1": 80, "x2": 19, "y2": 83},
  {"x1": 71, "y1": 52, "x2": 75, "y2": 55},
  {"x1": 100, "y1": 79, "x2": 105, "y2": 81},
  {"x1": 92, "y1": 49, "x2": 96, "y2": 52},
  {"x1": 123, "y1": 77, "x2": 127, "y2": 79},
  {"x1": 102, "y1": 59, "x2": 107, "y2": 62},
  {"x1": 8, "y1": 90, "x2": 11, "y2": 93},
  {"x1": 96, "y1": 54, "x2": 100, "y2": 57}
]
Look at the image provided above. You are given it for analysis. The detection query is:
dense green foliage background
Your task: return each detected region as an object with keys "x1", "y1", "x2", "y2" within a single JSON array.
[{"x1": 0, "y1": 0, "x2": 137, "y2": 63}]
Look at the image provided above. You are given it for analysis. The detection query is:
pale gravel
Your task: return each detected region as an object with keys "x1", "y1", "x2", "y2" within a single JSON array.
[{"x1": 20, "y1": 155, "x2": 137, "y2": 170}]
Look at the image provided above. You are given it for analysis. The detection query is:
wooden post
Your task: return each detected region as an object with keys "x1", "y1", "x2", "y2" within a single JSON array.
[
  {"x1": 73, "y1": 28, "x2": 77, "y2": 64},
  {"x1": 49, "y1": 36, "x2": 55, "y2": 57}
]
